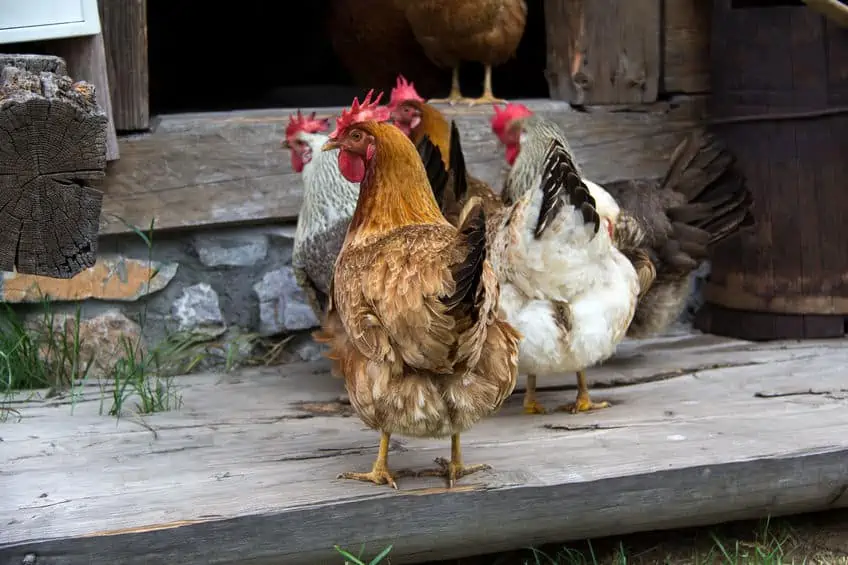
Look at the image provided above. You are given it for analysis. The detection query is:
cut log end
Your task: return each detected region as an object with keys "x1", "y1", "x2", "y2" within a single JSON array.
[{"x1": 0, "y1": 57, "x2": 106, "y2": 279}]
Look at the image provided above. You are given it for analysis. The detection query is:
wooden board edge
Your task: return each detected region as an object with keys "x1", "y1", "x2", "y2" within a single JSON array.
[{"x1": 3, "y1": 449, "x2": 846, "y2": 565}]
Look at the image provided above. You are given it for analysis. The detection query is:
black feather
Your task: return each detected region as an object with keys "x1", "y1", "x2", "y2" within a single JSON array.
[
  {"x1": 534, "y1": 140, "x2": 600, "y2": 239},
  {"x1": 441, "y1": 203, "x2": 487, "y2": 322},
  {"x1": 449, "y1": 121, "x2": 469, "y2": 204},
  {"x1": 416, "y1": 134, "x2": 449, "y2": 211}
]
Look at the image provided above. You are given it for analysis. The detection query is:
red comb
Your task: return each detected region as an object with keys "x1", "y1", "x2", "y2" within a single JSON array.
[
  {"x1": 285, "y1": 110, "x2": 330, "y2": 141},
  {"x1": 329, "y1": 89, "x2": 391, "y2": 139},
  {"x1": 490, "y1": 103, "x2": 534, "y2": 137},
  {"x1": 388, "y1": 74, "x2": 424, "y2": 109}
]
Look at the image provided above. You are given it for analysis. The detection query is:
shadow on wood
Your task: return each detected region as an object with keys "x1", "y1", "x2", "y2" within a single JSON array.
[{"x1": 0, "y1": 55, "x2": 105, "y2": 279}]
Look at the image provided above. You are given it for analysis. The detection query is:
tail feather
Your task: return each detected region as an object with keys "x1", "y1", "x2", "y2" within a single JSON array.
[
  {"x1": 416, "y1": 134, "x2": 449, "y2": 211},
  {"x1": 442, "y1": 203, "x2": 487, "y2": 322},
  {"x1": 535, "y1": 140, "x2": 600, "y2": 239},
  {"x1": 449, "y1": 120, "x2": 469, "y2": 205},
  {"x1": 661, "y1": 131, "x2": 755, "y2": 248}
]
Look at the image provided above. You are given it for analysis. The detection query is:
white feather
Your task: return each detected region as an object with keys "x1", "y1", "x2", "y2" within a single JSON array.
[{"x1": 495, "y1": 161, "x2": 639, "y2": 378}]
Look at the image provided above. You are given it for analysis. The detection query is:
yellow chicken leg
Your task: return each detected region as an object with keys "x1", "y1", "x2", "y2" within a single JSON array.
[
  {"x1": 465, "y1": 65, "x2": 509, "y2": 106},
  {"x1": 428, "y1": 67, "x2": 475, "y2": 106},
  {"x1": 417, "y1": 434, "x2": 491, "y2": 488},
  {"x1": 337, "y1": 431, "x2": 413, "y2": 489},
  {"x1": 523, "y1": 374, "x2": 547, "y2": 415},
  {"x1": 557, "y1": 370, "x2": 611, "y2": 413}
]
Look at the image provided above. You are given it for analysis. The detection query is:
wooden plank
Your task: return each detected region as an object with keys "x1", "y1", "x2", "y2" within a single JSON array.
[
  {"x1": 662, "y1": 0, "x2": 711, "y2": 93},
  {"x1": 2, "y1": 334, "x2": 848, "y2": 565},
  {"x1": 97, "y1": 97, "x2": 705, "y2": 235},
  {"x1": 97, "y1": 0, "x2": 149, "y2": 132},
  {"x1": 51, "y1": 33, "x2": 120, "y2": 161},
  {"x1": 544, "y1": 0, "x2": 661, "y2": 104}
]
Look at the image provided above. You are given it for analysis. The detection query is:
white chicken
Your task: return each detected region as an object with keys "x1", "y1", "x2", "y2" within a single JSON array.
[{"x1": 457, "y1": 131, "x2": 639, "y2": 414}]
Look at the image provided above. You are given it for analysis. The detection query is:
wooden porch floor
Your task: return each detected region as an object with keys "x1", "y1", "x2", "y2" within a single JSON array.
[{"x1": 2, "y1": 332, "x2": 847, "y2": 565}]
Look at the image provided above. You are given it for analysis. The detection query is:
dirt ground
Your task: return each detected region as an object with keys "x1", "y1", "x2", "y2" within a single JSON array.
[{"x1": 424, "y1": 509, "x2": 848, "y2": 565}]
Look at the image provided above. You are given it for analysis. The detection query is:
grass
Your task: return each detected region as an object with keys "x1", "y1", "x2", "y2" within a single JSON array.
[
  {"x1": 334, "y1": 511, "x2": 848, "y2": 565},
  {"x1": 0, "y1": 216, "x2": 256, "y2": 420}
]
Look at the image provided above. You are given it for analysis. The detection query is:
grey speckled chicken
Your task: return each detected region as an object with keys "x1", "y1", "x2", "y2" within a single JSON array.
[
  {"x1": 491, "y1": 103, "x2": 756, "y2": 340},
  {"x1": 283, "y1": 111, "x2": 362, "y2": 319},
  {"x1": 284, "y1": 95, "x2": 425, "y2": 319}
]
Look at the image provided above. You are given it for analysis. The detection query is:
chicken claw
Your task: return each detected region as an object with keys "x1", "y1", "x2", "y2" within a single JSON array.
[
  {"x1": 416, "y1": 434, "x2": 491, "y2": 487},
  {"x1": 337, "y1": 431, "x2": 412, "y2": 489},
  {"x1": 556, "y1": 396, "x2": 611, "y2": 414},
  {"x1": 337, "y1": 467, "x2": 413, "y2": 490},
  {"x1": 555, "y1": 370, "x2": 611, "y2": 413},
  {"x1": 522, "y1": 374, "x2": 547, "y2": 415},
  {"x1": 428, "y1": 66, "x2": 476, "y2": 106},
  {"x1": 428, "y1": 95, "x2": 475, "y2": 107},
  {"x1": 465, "y1": 94, "x2": 509, "y2": 107},
  {"x1": 463, "y1": 64, "x2": 509, "y2": 106}
]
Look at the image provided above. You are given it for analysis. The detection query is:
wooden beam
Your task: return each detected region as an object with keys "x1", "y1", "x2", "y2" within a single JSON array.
[
  {"x1": 803, "y1": 0, "x2": 848, "y2": 28},
  {"x1": 51, "y1": 34, "x2": 120, "y2": 161},
  {"x1": 2, "y1": 334, "x2": 848, "y2": 564},
  {"x1": 544, "y1": 0, "x2": 661, "y2": 104},
  {"x1": 0, "y1": 55, "x2": 105, "y2": 278},
  {"x1": 98, "y1": 0, "x2": 149, "y2": 132},
  {"x1": 662, "y1": 0, "x2": 711, "y2": 94},
  {"x1": 98, "y1": 97, "x2": 705, "y2": 235}
]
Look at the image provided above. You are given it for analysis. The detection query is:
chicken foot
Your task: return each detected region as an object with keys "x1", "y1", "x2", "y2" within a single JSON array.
[
  {"x1": 523, "y1": 374, "x2": 547, "y2": 414},
  {"x1": 417, "y1": 434, "x2": 491, "y2": 488},
  {"x1": 464, "y1": 65, "x2": 509, "y2": 106},
  {"x1": 556, "y1": 370, "x2": 611, "y2": 413},
  {"x1": 428, "y1": 67, "x2": 476, "y2": 106},
  {"x1": 337, "y1": 431, "x2": 413, "y2": 489}
]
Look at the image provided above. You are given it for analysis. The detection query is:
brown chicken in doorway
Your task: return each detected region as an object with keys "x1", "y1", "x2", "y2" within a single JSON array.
[{"x1": 395, "y1": 0, "x2": 528, "y2": 105}]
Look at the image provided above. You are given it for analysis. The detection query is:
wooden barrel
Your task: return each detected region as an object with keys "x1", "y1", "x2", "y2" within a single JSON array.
[{"x1": 695, "y1": 0, "x2": 848, "y2": 340}]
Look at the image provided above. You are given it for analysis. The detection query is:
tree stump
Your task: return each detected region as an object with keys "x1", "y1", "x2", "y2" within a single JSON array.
[{"x1": 0, "y1": 54, "x2": 105, "y2": 279}]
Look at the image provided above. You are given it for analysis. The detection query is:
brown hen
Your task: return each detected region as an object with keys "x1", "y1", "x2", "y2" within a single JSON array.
[
  {"x1": 395, "y1": 0, "x2": 527, "y2": 105},
  {"x1": 314, "y1": 91, "x2": 520, "y2": 489},
  {"x1": 327, "y1": 0, "x2": 447, "y2": 97},
  {"x1": 389, "y1": 75, "x2": 502, "y2": 224}
]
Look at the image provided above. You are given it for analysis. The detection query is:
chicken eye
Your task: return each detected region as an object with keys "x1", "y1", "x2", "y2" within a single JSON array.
[{"x1": 350, "y1": 131, "x2": 362, "y2": 141}]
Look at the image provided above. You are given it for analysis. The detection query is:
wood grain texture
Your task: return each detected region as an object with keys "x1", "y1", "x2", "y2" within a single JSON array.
[
  {"x1": 51, "y1": 34, "x2": 120, "y2": 161},
  {"x1": 98, "y1": 97, "x2": 704, "y2": 235},
  {"x1": 98, "y1": 0, "x2": 149, "y2": 132},
  {"x1": 698, "y1": 1, "x2": 848, "y2": 339},
  {"x1": 0, "y1": 56, "x2": 105, "y2": 278},
  {"x1": 2, "y1": 333, "x2": 848, "y2": 565},
  {"x1": 662, "y1": 0, "x2": 711, "y2": 94},
  {"x1": 544, "y1": 0, "x2": 661, "y2": 104}
]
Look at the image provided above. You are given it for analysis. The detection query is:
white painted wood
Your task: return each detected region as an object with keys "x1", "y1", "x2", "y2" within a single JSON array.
[
  {"x1": 1, "y1": 333, "x2": 847, "y2": 564},
  {"x1": 0, "y1": 0, "x2": 100, "y2": 44}
]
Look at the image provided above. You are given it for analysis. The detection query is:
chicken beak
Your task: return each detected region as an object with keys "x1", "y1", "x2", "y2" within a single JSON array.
[{"x1": 321, "y1": 139, "x2": 341, "y2": 152}]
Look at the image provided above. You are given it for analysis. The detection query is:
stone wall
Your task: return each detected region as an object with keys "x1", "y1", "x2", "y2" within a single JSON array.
[
  {"x1": 0, "y1": 222, "x2": 326, "y2": 366},
  {"x1": 0, "y1": 221, "x2": 712, "y2": 370}
]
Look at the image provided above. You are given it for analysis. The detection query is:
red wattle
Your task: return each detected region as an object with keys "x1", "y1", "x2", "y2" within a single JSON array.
[{"x1": 339, "y1": 150, "x2": 366, "y2": 183}]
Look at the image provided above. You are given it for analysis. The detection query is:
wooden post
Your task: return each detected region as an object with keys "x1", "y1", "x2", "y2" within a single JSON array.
[
  {"x1": 98, "y1": 0, "x2": 150, "y2": 132},
  {"x1": 662, "y1": 0, "x2": 712, "y2": 94},
  {"x1": 543, "y1": 0, "x2": 661, "y2": 104},
  {"x1": 51, "y1": 33, "x2": 120, "y2": 160},
  {"x1": 0, "y1": 55, "x2": 105, "y2": 278}
]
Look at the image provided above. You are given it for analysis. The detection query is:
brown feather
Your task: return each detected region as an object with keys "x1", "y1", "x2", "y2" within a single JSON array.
[
  {"x1": 397, "y1": 0, "x2": 528, "y2": 70},
  {"x1": 321, "y1": 120, "x2": 520, "y2": 439},
  {"x1": 603, "y1": 130, "x2": 755, "y2": 338}
]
